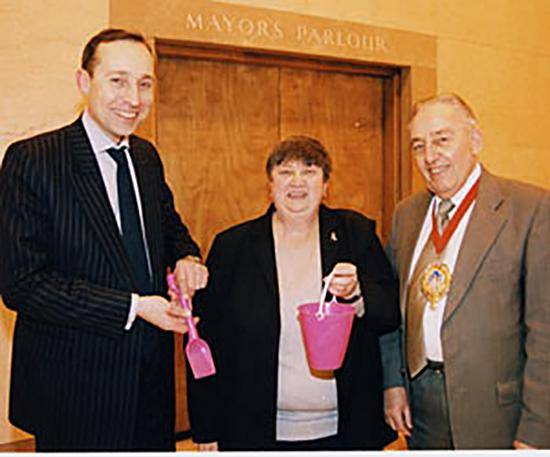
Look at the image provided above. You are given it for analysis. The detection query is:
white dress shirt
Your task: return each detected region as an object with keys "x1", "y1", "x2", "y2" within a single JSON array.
[
  {"x1": 408, "y1": 163, "x2": 482, "y2": 361},
  {"x1": 81, "y1": 110, "x2": 151, "y2": 329}
]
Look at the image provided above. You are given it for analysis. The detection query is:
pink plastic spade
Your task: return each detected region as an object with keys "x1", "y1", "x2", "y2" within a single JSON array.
[{"x1": 167, "y1": 271, "x2": 216, "y2": 379}]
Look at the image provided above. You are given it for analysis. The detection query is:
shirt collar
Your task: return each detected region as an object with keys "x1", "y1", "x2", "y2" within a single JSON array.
[
  {"x1": 434, "y1": 162, "x2": 482, "y2": 211},
  {"x1": 81, "y1": 109, "x2": 130, "y2": 155}
]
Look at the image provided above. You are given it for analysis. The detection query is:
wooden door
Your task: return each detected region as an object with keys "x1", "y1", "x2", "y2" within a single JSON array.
[
  {"x1": 156, "y1": 47, "x2": 395, "y2": 434},
  {"x1": 280, "y1": 67, "x2": 383, "y2": 230},
  {"x1": 157, "y1": 56, "x2": 279, "y2": 433},
  {"x1": 157, "y1": 57, "x2": 279, "y2": 253}
]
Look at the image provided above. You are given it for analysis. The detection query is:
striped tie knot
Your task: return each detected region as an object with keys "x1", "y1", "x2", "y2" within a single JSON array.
[{"x1": 436, "y1": 199, "x2": 455, "y2": 233}]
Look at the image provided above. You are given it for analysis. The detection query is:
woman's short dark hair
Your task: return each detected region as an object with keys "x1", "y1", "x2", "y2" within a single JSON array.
[
  {"x1": 265, "y1": 136, "x2": 332, "y2": 181},
  {"x1": 81, "y1": 28, "x2": 152, "y2": 75}
]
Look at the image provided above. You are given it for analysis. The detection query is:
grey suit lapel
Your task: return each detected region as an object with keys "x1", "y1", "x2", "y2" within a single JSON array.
[
  {"x1": 68, "y1": 119, "x2": 135, "y2": 288},
  {"x1": 443, "y1": 171, "x2": 507, "y2": 323},
  {"x1": 398, "y1": 193, "x2": 431, "y2": 314}
]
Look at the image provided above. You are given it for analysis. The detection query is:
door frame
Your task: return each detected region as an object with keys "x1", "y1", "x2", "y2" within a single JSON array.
[
  {"x1": 145, "y1": 38, "x2": 410, "y2": 436},
  {"x1": 114, "y1": 0, "x2": 437, "y2": 199},
  {"x1": 143, "y1": 38, "x2": 410, "y2": 242}
]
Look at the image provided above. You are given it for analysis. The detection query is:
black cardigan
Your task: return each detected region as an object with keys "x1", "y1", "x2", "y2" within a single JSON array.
[{"x1": 187, "y1": 205, "x2": 399, "y2": 450}]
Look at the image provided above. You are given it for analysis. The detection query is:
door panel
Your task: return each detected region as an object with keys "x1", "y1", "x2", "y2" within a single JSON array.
[
  {"x1": 157, "y1": 57, "x2": 280, "y2": 432},
  {"x1": 280, "y1": 68, "x2": 384, "y2": 231},
  {"x1": 157, "y1": 57, "x2": 280, "y2": 253}
]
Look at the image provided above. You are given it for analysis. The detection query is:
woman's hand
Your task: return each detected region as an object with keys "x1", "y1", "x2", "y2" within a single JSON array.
[
  {"x1": 326, "y1": 262, "x2": 359, "y2": 299},
  {"x1": 174, "y1": 255, "x2": 209, "y2": 299}
]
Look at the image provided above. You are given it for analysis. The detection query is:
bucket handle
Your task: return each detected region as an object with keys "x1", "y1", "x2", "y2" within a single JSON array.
[{"x1": 316, "y1": 270, "x2": 335, "y2": 320}]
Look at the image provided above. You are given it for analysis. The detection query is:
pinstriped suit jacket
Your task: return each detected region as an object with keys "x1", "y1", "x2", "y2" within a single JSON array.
[{"x1": 0, "y1": 118, "x2": 200, "y2": 448}]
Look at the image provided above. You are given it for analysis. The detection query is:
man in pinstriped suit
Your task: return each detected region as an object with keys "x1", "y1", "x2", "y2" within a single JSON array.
[{"x1": 0, "y1": 29, "x2": 208, "y2": 451}]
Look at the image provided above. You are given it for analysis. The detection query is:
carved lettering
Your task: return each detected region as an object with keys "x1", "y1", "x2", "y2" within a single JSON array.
[
  {"x1": 221, "y1": 13, "x2": 235, "y2": 32},
  {"x1": 256, "y1": 19, "x2": 269, "y2": 38},
  {"x1": 335, "y1": 30, "x2": 346, "y2": 47},
  {"x1": 375, "y1": 36, "x2": 389, "y2": 53},
  {"x1": 362, "y1": 34, "x2": 374, "y2": 52},
  {"x1": 238, "y1": 18, "x2": 254, "y2": 35},
  {"x1": 346, "y1": 31, "x2": 360, "y2": 49},
  {"x1": 296, "y1": 25, "x2": 307, "y2": 41},
  {"x1": 206, "y1": 14, "x2": 223, "y2": 32},
  {"x1": 184, "y1": 11, "x2": 388, "y2": 52},
  {"x1": 186, "y1": 13, "x2": 203, "y2": 30},
  {"x1": 322, "y1": 28, "x2": 335, "y2": 45},
  {"x1": 272, "y1": 21, "x2": 284, "y2": 39},
  {"x1": 308, "y1": 27, "x2": 323, "y2": 45},
  {"x1": 295, "y1": 25, "x2": 388, "y2": 52}
]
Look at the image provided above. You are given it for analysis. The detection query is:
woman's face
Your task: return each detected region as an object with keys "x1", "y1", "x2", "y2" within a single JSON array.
[{"x1": 269, "y1": 160, "x2": 328, "y2": 219}]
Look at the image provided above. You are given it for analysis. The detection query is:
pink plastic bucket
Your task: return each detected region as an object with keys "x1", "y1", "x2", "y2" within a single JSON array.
[{"x1": 297, "y1": 300, "x2": 355, "y2": 371}]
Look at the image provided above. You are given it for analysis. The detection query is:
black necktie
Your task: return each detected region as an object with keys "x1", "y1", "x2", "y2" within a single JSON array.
[{"x1": 106, "y1": 146, "x2": 151, "y2": 293}]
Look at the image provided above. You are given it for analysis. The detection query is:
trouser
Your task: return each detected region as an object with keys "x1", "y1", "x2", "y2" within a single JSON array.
[
  {"x1": 407, "y1": 361, "x2": 454, "y2": 450},
  {"x1": 132, "y1": 324, "x2": 175, "y2": 452},
  {"x1": 36, "y1": 325, "x2": 174, "y2": 452},
  {"x1": 271, "y1": 434, "x2": 341, "y2": 451}
]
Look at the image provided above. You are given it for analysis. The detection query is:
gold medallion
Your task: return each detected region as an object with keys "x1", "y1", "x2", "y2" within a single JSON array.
[{"x1": 420, "y1": 262, "x2": 452, "y2": 309}]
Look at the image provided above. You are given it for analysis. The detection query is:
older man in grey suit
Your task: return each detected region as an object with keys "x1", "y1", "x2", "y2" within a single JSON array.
[{"x1": 380, "y1": 93, "x2": 550, "y2": 449}]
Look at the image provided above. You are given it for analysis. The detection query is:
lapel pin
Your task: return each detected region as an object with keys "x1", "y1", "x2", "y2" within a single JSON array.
[{"x1": 330, "y1": 231, "x2": 338, "y2": 242}]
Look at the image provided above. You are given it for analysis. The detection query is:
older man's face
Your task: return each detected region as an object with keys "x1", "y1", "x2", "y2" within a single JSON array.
[
  {"x1": 410, "y1": 102, "x2": 481, "y2": 199},
  {"x1": 77, "y1": 40, "x2": 154, "y2": 142}
]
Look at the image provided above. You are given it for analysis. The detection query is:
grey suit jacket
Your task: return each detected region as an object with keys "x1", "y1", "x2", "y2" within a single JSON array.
[{"x1": 380, "y1": 169, "x2": 550, "y2": 449}]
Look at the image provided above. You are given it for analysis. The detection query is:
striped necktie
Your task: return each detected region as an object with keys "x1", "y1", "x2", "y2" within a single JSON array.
[{"x1": 406, "y1": 199, "x2": 454, "y2": 377}]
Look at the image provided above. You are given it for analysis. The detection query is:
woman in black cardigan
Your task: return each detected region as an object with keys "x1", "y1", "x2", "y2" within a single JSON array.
[{"x1": 187, "y1": 136, "x2": 399, "y2": 451}]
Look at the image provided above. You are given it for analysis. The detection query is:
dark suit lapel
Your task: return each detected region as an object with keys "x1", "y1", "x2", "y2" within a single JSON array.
[
  {"x1": 398, "y1": 193, "x2": 431, "y2": 314},
  {"x1": 129, "y1": 137, "x2": 162, "y2": 290},
  {"x1": 443, "y1": 171, "x2": 507, "y2": 323},
  {"x1": 251, "y1": 206, "x2": 279, "y2": 297},
  {"x1": 68, "y1": 119, "x2": 135, "y2": 287},
  {"x1": 319, "y1": 205, "x2": 340, "y2": 277}
]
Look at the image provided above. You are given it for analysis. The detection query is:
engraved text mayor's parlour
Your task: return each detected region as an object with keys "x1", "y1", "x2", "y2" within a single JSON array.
[{"x1": 185, "y1": 12, "x2": 389, "y2": 54}]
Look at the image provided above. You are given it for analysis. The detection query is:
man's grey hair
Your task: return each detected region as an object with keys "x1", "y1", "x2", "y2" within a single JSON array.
[{"x1": 410, "y1": 93, "x2": 480, "y2": 128}]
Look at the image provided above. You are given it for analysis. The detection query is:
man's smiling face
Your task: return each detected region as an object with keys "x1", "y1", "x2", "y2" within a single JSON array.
[
  {"x1": 410, "y1": 101, "x2": 481, "y2": 199},
  {"x1": 77, "y1": 39, "x2": 154, "y2": 142}
]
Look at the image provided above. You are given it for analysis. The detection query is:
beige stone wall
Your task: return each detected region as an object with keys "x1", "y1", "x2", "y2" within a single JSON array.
[
  {"x1": 0, "y1": 0, "x2": 109, "y2": 160},
  {"x1": 0, "y1": 0, "x2": 549, "y2": 445},
  {"x1": 0, "y1": 0, "x2": 109, "y2": 444},
  {"x1": 0, "y1": 305, "x2": 20, "y2": 444}
]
